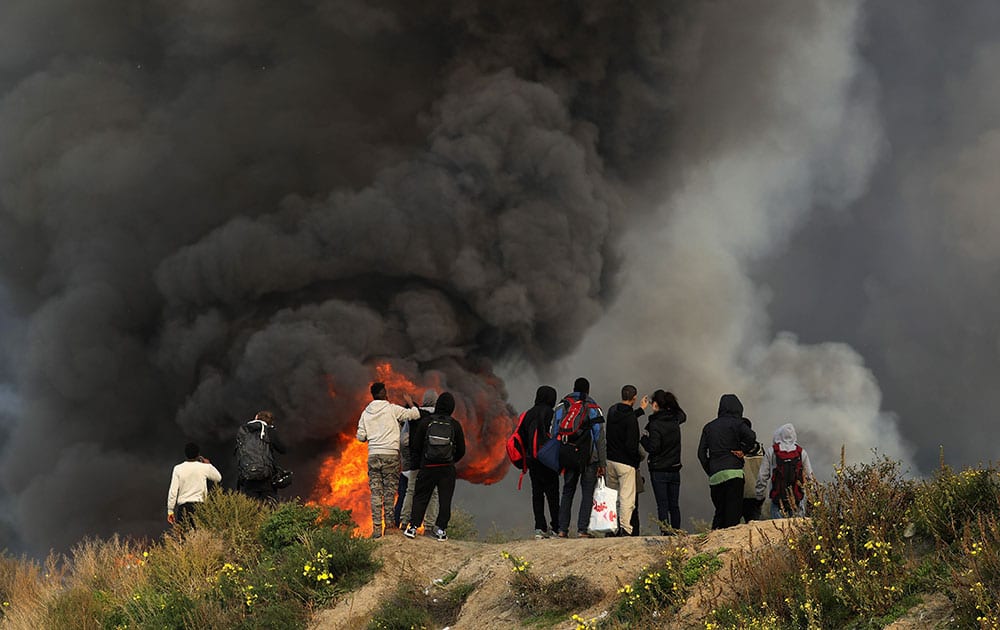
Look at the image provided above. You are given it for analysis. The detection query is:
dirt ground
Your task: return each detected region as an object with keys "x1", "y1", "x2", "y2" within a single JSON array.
[{"x1": 311, "y1": 519, "x2": 804, "y2": 630}]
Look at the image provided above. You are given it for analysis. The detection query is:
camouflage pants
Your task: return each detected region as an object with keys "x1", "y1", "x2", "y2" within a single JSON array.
[{"x1": 368, "y1": 454, "x2": 400, "y2": 533}]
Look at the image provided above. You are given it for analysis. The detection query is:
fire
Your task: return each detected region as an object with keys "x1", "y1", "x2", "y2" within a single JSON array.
[{"x1": 309, "y1": 360, "x2": 515, "y2": 535}]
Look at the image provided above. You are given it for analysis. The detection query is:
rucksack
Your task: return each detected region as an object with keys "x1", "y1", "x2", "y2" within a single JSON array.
[
  {"x1": 423, "y1": 416, "x2": 456, "y2": 464},
  {"x1": 555, "y1": 395, "x2": 600, "y2": 471},
  {"x1": 506, "y1": 411, "x2": 533, "y2": 490},
  {"x1": 769, "y1": 444, "x2": 804, "y2": 514},
  {"x1": 236, "y1": 422, "x2": 275, "y2": 481}
]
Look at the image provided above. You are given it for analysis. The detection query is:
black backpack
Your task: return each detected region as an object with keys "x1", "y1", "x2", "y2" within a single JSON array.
[
  {"x1": 236, "y1": 422, "x2": 275, "y2": 481},
  {"x1": 423, "y1": 416, "x2": 456, "y2": 465}
]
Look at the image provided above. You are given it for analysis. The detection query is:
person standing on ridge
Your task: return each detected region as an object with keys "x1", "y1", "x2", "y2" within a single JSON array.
[
  {"x1": 236, "y1": 411, "x2": 286, "y2": 502},
  {"x1": 405, "y1": 391, "x2": 466, "y2": 542},
  {"x1": 697, "y1": 394, "x2": 756, "y2": 529},
  {"x1": 640, "y1": 390, "x2": 686, "y2": 533},
  {"x1": 167, "y1": 442, "x2": 222, "y2": 527},
  {"x1": 756, "y1": 422, "x2": 813, "y2": 519},
  {"x1": 520, "y1": 385, "x2": 560, "y2": 538},
  {"x1": 357, "y1": 381, "x2": 420, "y2": 538},
  {"x1": 554, "y1": 377, "x2": 606, "y2": 538},
  {"x1": 399, "y1": 389, "x2": 440, "y2": 533},
  {"x1": 605, "y1": 385, "x2": 648, "y2": 536}
]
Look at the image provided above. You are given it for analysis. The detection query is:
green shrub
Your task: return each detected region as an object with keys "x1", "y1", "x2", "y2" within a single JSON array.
[
  {"x1": 447, "y1": 506, "x2": 479, "y2": 541},
  {"x1": 192, "y1": 488, "x2": 274, "y2": 557},
  {"x1": 259, "y1": 502, "x2": 354, "y2": 551},
  {"x1": 911, "y1": 464, "x2": 1000, "y2": 544},
  {"x1": 367, "y1": 580, "x2": 474, "y2": 630},
  {"x1": 500, "y1": 551, "x2": 601, "y2": 621}
]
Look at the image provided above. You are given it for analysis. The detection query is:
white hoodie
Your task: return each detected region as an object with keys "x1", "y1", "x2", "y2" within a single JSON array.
[
  {"x1": 755, "y1": 423, "x2": 813, "y2": 501},
  {"x1": 357, "y1": 400, "x2": 421, "y2": 456}
]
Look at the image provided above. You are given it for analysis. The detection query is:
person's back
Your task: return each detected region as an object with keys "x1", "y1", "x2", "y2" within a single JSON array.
[
  {"x1": 640, "y1": 390, "x2": 686, "y2": 532},
  {"x1": 554, "y1": 377, "x2": 606, "y2": 538},
  {"x1": 756, "y1": 423, "x2": 813, "y2": 519},
  {"x1": 237, "y1": 411, "x2": 286, "y2": 501},
  {"x1": 519, "y1": 385, "x2": 559, "y2": 538},
  {"x1": 168, "y1": 442, "x2": 222, "y2": 526},
  {"x1": 698, "y1": 394, "x2": 756, "y2": 529},
  {"x1": 405, "y1": 392, "x2": 466, "y2": 541}
]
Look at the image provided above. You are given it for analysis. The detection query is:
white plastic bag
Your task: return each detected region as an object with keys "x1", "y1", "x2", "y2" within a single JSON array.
[{"x1": 588, "y1": 477, "x2": 619, "y2": 534}]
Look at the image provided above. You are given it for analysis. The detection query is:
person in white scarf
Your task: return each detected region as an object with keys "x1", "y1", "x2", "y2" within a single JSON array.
[{"x1": 755, "y1": 423, "x2": 813, "y2": 519}]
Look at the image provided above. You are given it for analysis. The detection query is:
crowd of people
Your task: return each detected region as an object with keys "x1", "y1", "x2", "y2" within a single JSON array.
[{"x1": 163, "y1": 378, "x2": 813, "y2": 540}]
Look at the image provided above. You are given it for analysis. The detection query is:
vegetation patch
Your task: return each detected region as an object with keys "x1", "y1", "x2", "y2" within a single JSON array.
[
  {"x1": 0, "y1": 491, "x2": 378, "y2": 629},
  {"x1": 500, "y1": 550, "x2": 602, "y2": 627},
  {"x1": 367, "y1": 579, "x2": 475, "y2": 630}
]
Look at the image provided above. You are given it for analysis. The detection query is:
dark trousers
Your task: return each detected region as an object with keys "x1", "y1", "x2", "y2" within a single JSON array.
[
  {"x1": 650, "y1": 470, "x2": 681, "y2": 531},
  {"x1": 174, "y1": 502, "x2": 198, "y2": 528},
  {"x1": 742, "y1": 497, "x2": 763, "y2": 522},
  {"x1": 710, "y1": 476, "x2": 745, "y2": 529},
  {"x1": 559, "y1": 462, "x2": 598, "y2": 534},
  {"x1": 630, "y1": 491, "x2": 641, "y2": 535},
  {"x1": 528, "y1": 460, "x2": 560, "y2": 532},
  {"x1": 393, "y1": 473, "x2": 408, "y2": 527},
  {"x1": 410, "y1": 465, "x2": 456, "y2": 531},
  {"x1": 238, "y1": 478, "x2": 277, "y2": 502}
]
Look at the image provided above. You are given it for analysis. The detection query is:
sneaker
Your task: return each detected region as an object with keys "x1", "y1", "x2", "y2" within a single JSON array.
[
  {"x1": 403, "y1": 524, "x2": 417, "y2": 539},
  {"x1": 534, "y1": 529, "x2": 546, "y2": 539},
  {"x1": 577, "y1": 531, "x2": 594, "y2": 538},
  {"x1": 433, "y1": 527, "x2": 448, "y2": 542}
]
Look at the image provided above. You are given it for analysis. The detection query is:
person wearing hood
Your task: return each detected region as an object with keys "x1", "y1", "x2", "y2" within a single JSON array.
[
  {"x1": 697, "y1": 394, "x2": 757, "y2": 529},
  {"x1": 756, "y1": 423, "x2": 813, "y2": 519},
  {"x1": 357, "y1": 381, "x2": 420, "y2": 538},
  {"x1": 405, "y1": 391, "x2": 466, "y2": 541},
  {"x1": 398, "y1": 389, "x2": 439, "y2": 533},
  {"x1": 554, "y1": 377, "x2": 607, "y2": 538},
  {"x1": 605, "y1": 385, "x2": 648, "y2": 536},
  {"x1": 640, "y1": 390, "x2": 686, "y2": 532},
  {"x1": 519, "y1": 385, "x2": 560, "y2": 538},
  {"x1": 740, "y1": 418, "x2": 765, "y2": 523}
]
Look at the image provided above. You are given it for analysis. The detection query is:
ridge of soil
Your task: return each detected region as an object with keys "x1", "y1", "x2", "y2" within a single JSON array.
[{"x1": 312, "y1": 519, "x2": 803, "y2": 630}]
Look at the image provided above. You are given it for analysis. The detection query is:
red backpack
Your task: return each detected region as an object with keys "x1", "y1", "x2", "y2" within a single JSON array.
[
  {"x1": 770, "y1": 444, "x2": 805, "y2": 513},
  {"x1": 506, "y1": 411, "x2": 533, "y2": 489}
]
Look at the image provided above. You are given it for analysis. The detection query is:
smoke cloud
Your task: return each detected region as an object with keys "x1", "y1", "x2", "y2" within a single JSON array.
[
  {"x1": 3, "y1": 0, "x2": 997, "y2": 549},
  {"x1": 0, "y1": 0, "x2": 675, "y2": 551}
]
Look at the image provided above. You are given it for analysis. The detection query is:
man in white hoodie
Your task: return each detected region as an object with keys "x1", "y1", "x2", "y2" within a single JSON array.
[
  {"x1": 756, "y1": 423, "x2": 813, "y2": 519},
  {"x1": 358, "y1": 381, "x2": 420, "y2": 538}
]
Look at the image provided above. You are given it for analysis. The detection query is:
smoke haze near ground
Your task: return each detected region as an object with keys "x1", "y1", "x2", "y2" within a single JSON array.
[{"x1": 1, "y1": 0, "x2": 998, "y2": 550}]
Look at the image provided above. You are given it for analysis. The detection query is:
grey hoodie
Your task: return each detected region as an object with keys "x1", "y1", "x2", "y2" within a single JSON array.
[{"x1": 357, "y1": 400, "x2": 421, "y2": 456}]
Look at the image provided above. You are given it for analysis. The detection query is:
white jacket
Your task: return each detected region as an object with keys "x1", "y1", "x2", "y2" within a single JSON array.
[{"x1": 357, "y1": 400, "x2": 421, "y2": 456}]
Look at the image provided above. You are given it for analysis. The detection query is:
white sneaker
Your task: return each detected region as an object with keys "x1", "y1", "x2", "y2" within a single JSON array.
[{"x1": 403, "y1": 524, "x2": 417, "y2": 539}]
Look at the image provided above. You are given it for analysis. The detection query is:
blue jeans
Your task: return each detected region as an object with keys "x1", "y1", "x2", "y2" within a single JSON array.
[
  {"x1": 770, "y1": 499, "x2": 805, "y2": 519},
  {"x1": 559, "y1": 463, "x2": 598, "y2": 534},
  {"x1": 650, "y1": 470, "x2": 681, "y2": 531}
]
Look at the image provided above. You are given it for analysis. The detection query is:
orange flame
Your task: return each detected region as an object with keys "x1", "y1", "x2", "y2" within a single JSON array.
[{"x1": 310, "y1": 361, "x2": 514, "y2": 536}]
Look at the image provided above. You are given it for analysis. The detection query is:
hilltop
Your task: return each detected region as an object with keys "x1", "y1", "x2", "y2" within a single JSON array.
[{"x1": 312, "y1": 519, "x2": 953, "y2": 630}]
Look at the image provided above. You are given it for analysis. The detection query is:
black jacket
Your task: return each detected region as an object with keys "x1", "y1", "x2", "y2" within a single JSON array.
[
  {"x1": 518, "y1": 386, "x2": 557, "y2": 459},
  {"x1": 606, "y1": 402, "x2": 644, "y2": 468},
  {"x1": 409, "y1": 414, "x2": 466, "y2": 469},
  {"x1": 697, "y1": 394, "x2": 757, "y2": 477},
  {"x1": 641, "y1": 408, "x2": 686, "y2": 472}
]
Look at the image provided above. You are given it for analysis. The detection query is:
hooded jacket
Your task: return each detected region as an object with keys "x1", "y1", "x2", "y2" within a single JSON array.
[
  {"x1": 697, "y1": 394, "x2": 757, "y2": 482},
  {"x1": 518, "y1": 386, "x2": 557, "y2": 459},
  {"x1": 357, "y1": 399, "x2": 421, "y2": 457},
  {"x1": 606, "y1": 402, "x2": 644, "y2": 468},
  {"x1": 409, "y1": 392, "x2": 467, "y2": 469},
  {"x1": 755, "y1": 423, "x2": 813, "y2": 501},
  {"x1": 641, "y1": 407, "x2": 687, "y2": 472}
]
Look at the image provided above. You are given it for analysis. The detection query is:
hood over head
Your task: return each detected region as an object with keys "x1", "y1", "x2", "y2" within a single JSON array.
[
  {"x1": 717, "y1": 394, "x2": 744, "y2": 418},
  {"x1": 773, "y1": 423, "x2": 798, "y2": 452},
  {"x1": 534, "y1": 385, "x2": 557, "y2": 407},
  {"x1": 434, "y1": 392, "x2": 456, "y2": 416},
  {"x1": 421, "y1": 389, "x2": 439, "y2": 408}
]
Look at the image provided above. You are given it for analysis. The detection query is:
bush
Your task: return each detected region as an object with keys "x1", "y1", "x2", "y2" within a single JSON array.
[
  {"x1": 911, "y1": 464, "x2": 1000, "y2": 544},
  {"x1": 446, "y1": 506, "x2": 479, "y2": 541},
  {"x1": 367, "y1": 580, "x2": 474, "y2": 630},
  {"x1": 192, "y1": 488, "x2": 274, "y2": 557},
  {"x1": 500, "y1": 551, "x2": 601, "y2": 621},
  {"x1": 259, "y1": 502, "x2": 354, "y2": 551}
]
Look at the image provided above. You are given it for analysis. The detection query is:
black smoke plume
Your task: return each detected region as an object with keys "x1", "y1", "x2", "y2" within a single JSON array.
[{"x1": 0, "y1": 1, "x2": 676, "y2": 551}]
